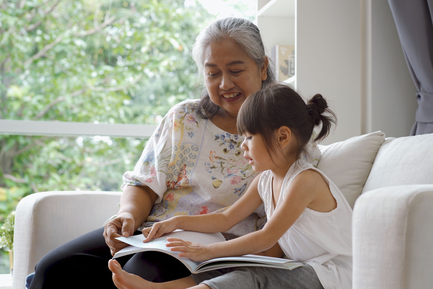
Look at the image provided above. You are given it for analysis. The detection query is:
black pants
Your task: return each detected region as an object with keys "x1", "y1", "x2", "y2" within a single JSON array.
[{"x1": 29, "y1": 227, "x2": 191, "y2": 289}]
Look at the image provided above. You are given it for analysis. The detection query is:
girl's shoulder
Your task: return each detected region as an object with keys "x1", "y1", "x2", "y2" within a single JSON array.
[
  {"x1": 291, "y1": 161, "x2": 329, "y2": 190},
  {"x1": 280, "y1": 161, "x2": 327, "y2": 198}
]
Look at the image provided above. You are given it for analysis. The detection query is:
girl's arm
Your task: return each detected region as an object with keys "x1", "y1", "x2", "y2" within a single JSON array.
[
  {"x1": 169, "y1": 169, "x2": 328, "y2": 262},
  {"x1": 254, "y1": 242, "x2": 284, "y2": 258},
  {"x1": 143, "y1": 175, "x2": 263, "y2": 241}
]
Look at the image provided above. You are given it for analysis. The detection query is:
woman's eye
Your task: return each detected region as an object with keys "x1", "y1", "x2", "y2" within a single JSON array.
[
  {"x1": 206, "y1": 72, "x2": 219, "y2": 77},
  {"x1": 231, "y1": 70, "x2": 243, "y2": 75}
]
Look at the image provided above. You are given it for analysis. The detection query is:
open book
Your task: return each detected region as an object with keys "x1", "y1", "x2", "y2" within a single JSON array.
[{"x1": 113, "y1": 230, "x2": 303, "y2": 274}]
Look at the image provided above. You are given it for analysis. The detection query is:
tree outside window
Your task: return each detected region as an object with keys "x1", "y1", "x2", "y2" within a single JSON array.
[{"x1": 0, "y1": 0, "x2": 255, "y2": 273}]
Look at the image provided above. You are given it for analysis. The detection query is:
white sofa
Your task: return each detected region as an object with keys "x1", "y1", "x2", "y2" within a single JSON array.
[{"x1": 12, "y1": 131, "x2": 433, "y2": 289}]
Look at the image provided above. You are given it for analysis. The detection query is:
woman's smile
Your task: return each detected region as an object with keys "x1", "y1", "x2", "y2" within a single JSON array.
[{"x1": 221, "y1": 92, "x2": 242, "y2": 102}]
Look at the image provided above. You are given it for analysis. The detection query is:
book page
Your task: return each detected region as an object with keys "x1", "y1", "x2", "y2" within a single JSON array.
[
  {"x1": 113, "y1": 230, "x2": 225, "y2": 272},
  {"x1": 196, "y1": 254, "x2": 303, "y2": 273}
]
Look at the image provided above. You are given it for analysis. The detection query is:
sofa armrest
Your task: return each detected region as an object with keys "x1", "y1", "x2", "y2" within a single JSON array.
[
  {"x1": 13, "y1": 191, "x2": 121, "y2": 289},
  {"x1": 353, "y1": 185, "x2": 433, "y2": 289}
]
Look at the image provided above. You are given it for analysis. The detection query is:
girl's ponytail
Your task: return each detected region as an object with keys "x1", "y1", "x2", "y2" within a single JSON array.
[{"x1": 307, "y1": 94, "x2": 337, "y2": 142}]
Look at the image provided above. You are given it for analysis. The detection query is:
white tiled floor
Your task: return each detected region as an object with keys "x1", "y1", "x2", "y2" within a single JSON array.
[{"x1": 0, "y1": 274, "x2": 12, "y2": 289}]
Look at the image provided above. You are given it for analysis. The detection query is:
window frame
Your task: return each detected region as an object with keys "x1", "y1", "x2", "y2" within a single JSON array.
[{"x1": 0, "y1": 120, "x2": 156, "y2": 138}]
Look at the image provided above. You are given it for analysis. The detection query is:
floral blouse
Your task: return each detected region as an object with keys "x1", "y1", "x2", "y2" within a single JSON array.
[{"x1": 122, "y1": 99, "x2": 321, "y2": 237}]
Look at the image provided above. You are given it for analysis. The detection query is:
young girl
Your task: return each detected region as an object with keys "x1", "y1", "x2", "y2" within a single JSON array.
[{"x1": 108, "y1": 83, "x2": 352, "y2": 289}]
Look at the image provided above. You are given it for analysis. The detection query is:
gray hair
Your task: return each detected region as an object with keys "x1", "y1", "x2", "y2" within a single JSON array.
[
  {"x1": 193, "y1": 18, "x2": 276, "y2": 119},
  {"x1": 192, "y1": 17, "x2": 275, "y2": 88}
]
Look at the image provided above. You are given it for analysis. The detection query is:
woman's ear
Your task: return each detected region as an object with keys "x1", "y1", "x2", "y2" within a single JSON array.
[
  {"x1": 261, "y1": 56, "x2": 268, "y2": 81},
  {"x1": 276, "y1": 126, "x2": 291, "y2": 148}
]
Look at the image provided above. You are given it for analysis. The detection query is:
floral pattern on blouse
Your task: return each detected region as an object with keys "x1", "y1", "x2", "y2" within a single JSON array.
[{"x1": 122, "y1": 100, "x2": 261, "y2": 236}]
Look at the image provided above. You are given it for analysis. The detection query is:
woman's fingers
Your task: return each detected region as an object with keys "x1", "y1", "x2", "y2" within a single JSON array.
[
  {"x1": 104, "y1": 214, "x2": 136, "y2": 255},
  {"x1": 104, "y1": 223, "x2": 129, "y2": 255}
]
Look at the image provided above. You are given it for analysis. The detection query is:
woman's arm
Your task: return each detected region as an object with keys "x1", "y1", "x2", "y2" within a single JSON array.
[
  {"x1": 104, "y1": 185, "x2": 158, "y2": 255},
  {"x1": 143, "y1": 175, "x2": 263, "y2": 241}
]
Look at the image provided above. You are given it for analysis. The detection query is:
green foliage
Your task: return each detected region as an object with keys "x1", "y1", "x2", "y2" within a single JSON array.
[
  {"x1": 0, "y1": 0, "x2": 215, "y2": 272},
  {"x1": 0, "y1": 0, "x2": 211, "y2": 124},
  {"x1": 0, "y1": 211, "x2": 14, "y2": 250},
  {"x1": 0, "y1": 0, "x2": 255, "y2": 274},
  {"x1": 0, "y1": 0, "x2": 213, "y2": 230}
]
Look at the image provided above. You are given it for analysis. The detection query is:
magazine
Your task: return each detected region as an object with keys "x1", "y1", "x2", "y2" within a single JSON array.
[{"x1": 113, "y1": 230, "x2": 303, "y2": 274}]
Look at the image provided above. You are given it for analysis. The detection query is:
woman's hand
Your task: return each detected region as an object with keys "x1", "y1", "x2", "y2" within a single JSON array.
[
  {"x1": 103, "y1": 213, "x2": 135, "y2": 256},
  {"x1": 166, "y1": 238, "x2": 213, "y2": 262},
  {"x1": 142, "y1": 218, "x2": 178, "y2": 242}
]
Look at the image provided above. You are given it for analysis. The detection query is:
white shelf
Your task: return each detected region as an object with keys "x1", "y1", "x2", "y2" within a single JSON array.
[
  {"x1": 258, "y1": 0, "x2": 295, "y2": 17},
  {"x1": 284, "y1": 75, "x2": 296, "y2": 87}
]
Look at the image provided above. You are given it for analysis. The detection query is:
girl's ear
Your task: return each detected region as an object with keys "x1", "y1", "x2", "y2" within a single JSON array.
[{"x1": 276, "y1": 126, "x2": 292, "y2": 148}]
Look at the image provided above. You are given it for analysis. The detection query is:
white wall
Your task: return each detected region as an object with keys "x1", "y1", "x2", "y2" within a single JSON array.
[
  {"x1": 296, "y1": 1, "x2": 362, "y2": 144},
  {"x1": 297, "y1": 0, "x2": 416, "y2": 144}
]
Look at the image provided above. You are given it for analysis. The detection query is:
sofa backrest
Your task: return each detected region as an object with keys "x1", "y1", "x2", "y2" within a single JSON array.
[
  {"x1": 362, "y1": 133, "x2": 433, "y2": 193},
  {"x1": 318, "y1": 131, "x2": 386, "y2": 208}
]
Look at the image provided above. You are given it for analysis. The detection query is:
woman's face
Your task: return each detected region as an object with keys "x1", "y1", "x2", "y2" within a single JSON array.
[{"x1": 203, "y1": 38, "x2": 268, "y2": 117}]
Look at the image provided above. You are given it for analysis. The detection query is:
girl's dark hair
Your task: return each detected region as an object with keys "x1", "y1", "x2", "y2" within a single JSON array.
[
  {"x1": 193, "y1": 17, "x2": 276, "y2": 119},
  {"x1": 237, "y1": 83, "x2": 336, "y2": 161}
]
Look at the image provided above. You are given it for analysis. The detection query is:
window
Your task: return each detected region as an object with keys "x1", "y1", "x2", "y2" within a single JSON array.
[{"x1": 0, "y1": 0, "x2": 255, "y2": 273}]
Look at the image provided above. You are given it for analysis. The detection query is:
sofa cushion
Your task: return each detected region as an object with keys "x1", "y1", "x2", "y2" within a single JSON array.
[
  {"x1": 362, "y1": 133, "x2": 433, "y2": 193},
  {"x1": 317, "y1": 131, "x2": 386, "y2": 208}
]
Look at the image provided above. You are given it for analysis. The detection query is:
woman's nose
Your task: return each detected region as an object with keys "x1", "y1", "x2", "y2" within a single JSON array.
[{"x1": 219, "y1": 73, "x2": 234, "y2": 90}]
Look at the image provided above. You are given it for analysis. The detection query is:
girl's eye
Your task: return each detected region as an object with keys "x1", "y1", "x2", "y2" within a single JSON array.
[{"x1": 245, "y1": 136, "x2": 252, "y2": 140}]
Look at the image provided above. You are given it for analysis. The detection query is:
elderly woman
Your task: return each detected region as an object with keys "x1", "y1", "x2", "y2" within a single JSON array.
[{"x1": 28, "y1": 17, "x2": 320, "y2": 289}]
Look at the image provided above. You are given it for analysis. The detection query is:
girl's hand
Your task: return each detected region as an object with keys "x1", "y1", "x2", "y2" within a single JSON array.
[
  {"x1": 142, "y1": 218, "x2": 177, "y2": 242},
  {"x1": 166, "y1": 238, "x2": 213, "y2": 262}
]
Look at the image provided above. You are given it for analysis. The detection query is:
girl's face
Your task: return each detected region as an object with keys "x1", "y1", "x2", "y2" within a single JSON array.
[
  {"x1": 241, "y1": 133, "x2": 275, "y2": 173},
  {"x1": 203, "y1": 38, "x2": 268, "y2": 118}
]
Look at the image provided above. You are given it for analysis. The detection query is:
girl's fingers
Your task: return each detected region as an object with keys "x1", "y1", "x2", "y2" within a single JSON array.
[
  {"x1": 169, "y1": 245, "x2": 188, "y2": 252},
  {"x1": 142, "y1": 228, "x2": 151, "y2": 238},
  {"x1": 166, "y1": 238, "x2": 192, "y2": 245},
  {"x1": 143, "y1": 224, "x2": 162, "y2": 242}
]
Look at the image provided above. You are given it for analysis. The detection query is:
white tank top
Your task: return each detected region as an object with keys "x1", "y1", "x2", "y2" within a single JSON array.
[{"x1": 258, "y1": 160, "x2": 353, "y2": 289}]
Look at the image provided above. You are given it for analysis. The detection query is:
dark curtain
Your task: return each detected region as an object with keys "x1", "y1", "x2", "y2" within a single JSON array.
[{"x1": 388, "y1": 0, "x2": 433, "y2": 135}]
